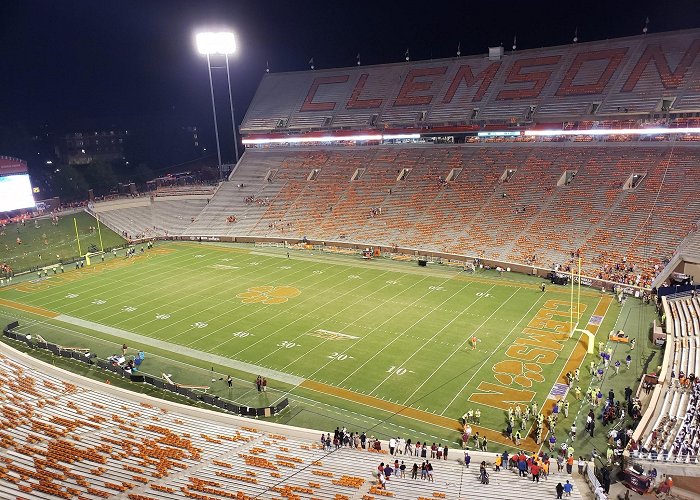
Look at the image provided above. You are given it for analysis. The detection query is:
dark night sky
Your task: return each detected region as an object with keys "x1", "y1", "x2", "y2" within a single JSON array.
[{"x1": 2, "y1": 0, "x2": 700, "y2": 134}]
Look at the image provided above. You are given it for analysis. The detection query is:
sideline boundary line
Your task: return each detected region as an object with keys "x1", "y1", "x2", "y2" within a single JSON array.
[{"x1": 299, "y1": 379, "x2": 539, "y2": 452}]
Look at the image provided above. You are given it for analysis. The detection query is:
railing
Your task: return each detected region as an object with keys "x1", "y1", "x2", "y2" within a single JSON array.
[{"x1": 2, "y1": 321, "x2": 289, "y2": 418}]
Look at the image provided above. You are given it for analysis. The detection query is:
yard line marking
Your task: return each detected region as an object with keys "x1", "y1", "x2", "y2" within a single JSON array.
[
  {"x1": 51, "y1": 250, "x2": 275, "y2": 321},
  {"x1": 30, "y1": 243, "x2": 254, "y2": 315},
  {"x1": 270, "y1": 275, "x2": 435, "y2": 367},
  {"x1": 15, "y1": 243, "x2": 199, "y2": 305},
  {"x1": 55, "y1": 247, "x2": 317, "y2": 335},
  {"x1": 280, "y1": 276, "x2": 451, "y2": 374},
  {"x1": 136, "y1": 257, "x2": 327, "y2": 338},
  {"x1": 373, "y1": 284, "x2": 505, "y2": 398},
  {"x1": 176, "y1": 262, "x2": 381, "y2": 348},
  {"x1": 337, "y1": 276, "x2": 476, "y2": 388},
  {"x1": 438, "y1": 291, "x2": 543, "y2": 415},
  {"x1": 227, "y1": 269, "x2": 399, "y2": 358}
]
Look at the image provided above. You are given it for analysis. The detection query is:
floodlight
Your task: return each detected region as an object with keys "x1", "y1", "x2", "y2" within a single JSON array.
[{"x1": 196, "y1": 32, "x2": 236, "y2": 55}]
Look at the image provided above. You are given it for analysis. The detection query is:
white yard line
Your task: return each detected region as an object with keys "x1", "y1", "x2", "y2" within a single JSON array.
[
  {"x1": 275, "y1": 275, "x2": 434, "y2": 369},
  {"x1": 60, "y1": 253, "x2": 273, "y2": 326},
  {"x1": 372, "y1": 284, "x2": 506, "y2": 398},
  {"x1": 20, "y1": 244, "x2": 206, "y2": 307},
  {"x1": 51, "y1": 250, "x2": 287, "y2": 324},
  {"x1": 225, "y1": 269, "x2": 396, "y2": 357},
  {"x1": 338, "y1": 275, "x2": 475, "y2": 388},
  {"x1": 167, "y1": 263, "x2": 372, "y2": 346},
  {"x1": 148, "y1": 259, "x2": 336, "y2": 340}
]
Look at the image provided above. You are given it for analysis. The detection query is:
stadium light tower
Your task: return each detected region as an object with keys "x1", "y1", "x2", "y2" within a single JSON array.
[{"x1": 196, "y1": 31, "x2": 239, "y2": 178}]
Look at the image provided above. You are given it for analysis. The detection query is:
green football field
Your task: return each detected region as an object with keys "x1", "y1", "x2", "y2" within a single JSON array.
[
  {"x1": 0, "y1": 241, "x2": 631, "y2": 449},
  {"x1": 0, "y1": 211, "x2": 125, "y2": 273}
]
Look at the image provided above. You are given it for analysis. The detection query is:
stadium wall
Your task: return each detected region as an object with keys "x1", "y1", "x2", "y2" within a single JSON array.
[{"x1": 171, "y1": 234, "x2": 645, "y2": 293}]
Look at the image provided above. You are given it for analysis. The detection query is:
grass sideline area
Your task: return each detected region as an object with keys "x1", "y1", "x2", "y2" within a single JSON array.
[
  {"x1": 0, "y1": 211, "x2": 125, "y2": 274},
  {"x1": 0, "y1": 241, "x2": 657, "y2": 452}
]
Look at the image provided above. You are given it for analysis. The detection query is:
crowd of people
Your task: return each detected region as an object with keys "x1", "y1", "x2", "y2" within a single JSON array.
[
  {"x1": 463, "y1": 448, "x2": 578, "y2": 496},
  {"x1": 0, "y1": 262, "x2": 12, "y2": 278},
  {"x1": 107, "y1": 344, "x2": 145, "y2": 375},
  {"x1": 374, "y1": 459, "x2": 435, "y2": 489},
  {"x1": 594, "y1": 255, "x2": 663, "y2": 289},
  {"x1": 244, "y1": 196, "x2": 270, "y2": 206},
  {"x1": 639, "y1": 375, "x2": 700, "y2": 463}
]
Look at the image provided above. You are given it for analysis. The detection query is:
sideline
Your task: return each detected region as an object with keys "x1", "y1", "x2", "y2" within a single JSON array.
[
  {"x1": 299, "y1": 379, "x2": 539, "y2": 452},
  {"x1": 52, "y1": 314, "x2": 306, "y2": 386}
]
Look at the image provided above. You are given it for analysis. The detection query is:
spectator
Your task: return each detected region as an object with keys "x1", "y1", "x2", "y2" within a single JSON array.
[
  {"x1": 518, "y1": 456, "x2": 528, "y2": 477},
  {"x1": 564, "y1": 480, "x2": 573, "y2": 496},
  {"x1": 556, "y1": 482, "x2": 564, "y2": 499}
]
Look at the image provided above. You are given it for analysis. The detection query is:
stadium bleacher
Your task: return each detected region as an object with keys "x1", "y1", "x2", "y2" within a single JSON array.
[
  {"x1": 242, "y1": 29, "x2": 700, "y2": 132},
  {"x1": 185, "y1": 143, "x2": 700, "y2": 286},
  {"x1": 638, "y1": 295, "x2": 700, "y2": 464},
  {"x1": 0, "y1": 344, "x2": 585, "y2": 499}
]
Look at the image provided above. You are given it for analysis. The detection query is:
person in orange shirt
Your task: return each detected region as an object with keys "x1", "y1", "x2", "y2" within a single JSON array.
[{"x1": 566, "y1": 455, "x2": 574, "y2": 474}]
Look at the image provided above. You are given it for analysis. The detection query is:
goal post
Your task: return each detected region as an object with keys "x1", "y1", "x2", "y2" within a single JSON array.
[
  {"x1": 84, "y1": 251, "x2": 104, "y2": 266},
  {"x1": 574, "y1": 328, "x2": 595, "y2": 355}
]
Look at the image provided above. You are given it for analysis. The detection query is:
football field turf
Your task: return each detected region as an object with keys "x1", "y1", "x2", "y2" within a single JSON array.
[
  {"x1": 0, "y1": 211, "x2": 125, "y2": 273},
  {"x1": 0, "y1": 241, "x2": 619, "y2": 449}
]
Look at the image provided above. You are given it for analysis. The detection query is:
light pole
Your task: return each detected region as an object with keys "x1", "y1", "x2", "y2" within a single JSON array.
[
  {"x1": 196, "y1": 31, "x2": 237, "y2": 179},
  {"x1": 224, "y1": 55, "x2": 240, "y2": 163}
]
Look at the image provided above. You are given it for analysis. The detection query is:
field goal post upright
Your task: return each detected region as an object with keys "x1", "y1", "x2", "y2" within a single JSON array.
[
  {"x1": 74, "y1": 217, "x2": 82, "y2": 259},
  {"x1": 74, "y1": 215, "x2": 104, "y2": 267},
  {"x1": 569, "y1": 253, "x2": 595, "y2": 354},
  {"x1": 96, "y1": 212, "x2": 105, "y2": 253}
]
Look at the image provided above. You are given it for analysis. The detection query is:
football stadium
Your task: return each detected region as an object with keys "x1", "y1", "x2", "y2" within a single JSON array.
[{"x1": 1, "y1": 18, "x2": 700, "y2": 500}]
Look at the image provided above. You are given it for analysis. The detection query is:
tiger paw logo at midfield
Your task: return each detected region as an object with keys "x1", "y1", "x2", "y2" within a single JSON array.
[
  {"x1": 237, "y1": 286, "x2": 301, "y2": 304},
  {"x1": 492, "y1": 360, "x2": 545, "y2": 388}
]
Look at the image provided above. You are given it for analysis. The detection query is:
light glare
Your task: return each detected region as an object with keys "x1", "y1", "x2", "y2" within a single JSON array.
[
  {"x1": 525, "y1": 127, "x2": 700, "y2": 137},
  {"x1": 196, "y1": 32, "x2": 236, "y2": 55},
  {"x1": 242, "y1": 133, "x2": 422, "y2": 145}
]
